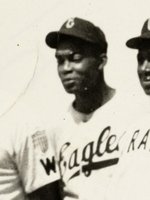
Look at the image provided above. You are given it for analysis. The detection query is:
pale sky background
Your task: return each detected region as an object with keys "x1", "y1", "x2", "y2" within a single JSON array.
[{"x1": 0, "y1": 0, "x2": 150, "y2": 122}]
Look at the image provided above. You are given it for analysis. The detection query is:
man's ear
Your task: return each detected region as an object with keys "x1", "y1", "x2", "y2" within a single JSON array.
[{"x1": 98, "y1": 53, "x2": 107, "y2": 70}]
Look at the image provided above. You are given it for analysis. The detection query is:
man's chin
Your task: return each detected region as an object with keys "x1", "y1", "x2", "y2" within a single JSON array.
[
  {"x1": 64, "y1": 87, "x2": 76, "y2": 94},
  {"x1": 63, "y1": 85, "x2": 90, "y2": 95},
  {"x1": 143, "y1": 87, "x2": 150, "y2": 95},
  {"x1": 141, "y1": 82, "x2": 150, "y2": 95}
]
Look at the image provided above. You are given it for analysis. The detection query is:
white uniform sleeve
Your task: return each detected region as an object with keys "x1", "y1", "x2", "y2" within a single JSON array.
[
  {"x1": 14, "y1": 124, "x2": 60, "y2": 194},
  {"x1": 0, "y1": 122, "x2": 28, "y2": 200}
]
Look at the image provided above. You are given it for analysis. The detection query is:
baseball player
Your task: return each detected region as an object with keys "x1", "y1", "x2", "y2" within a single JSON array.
[
  {"x1": 105, "y1": 18, "x2": 150, "y2": 200},
  {"x1": 45, "y1": 17, "x2": 140, "y2": 200},
  {"x1": 0, "y1": 116, "x2": 61, "y2": 199}
]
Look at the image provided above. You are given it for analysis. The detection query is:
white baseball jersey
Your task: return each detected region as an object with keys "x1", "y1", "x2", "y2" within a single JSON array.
[
  {"x1": 105, "y1": 112, "x2": 150, "y2": 200},
  {"x1": 0, "y1": 119, "x2": 59, "y2": 200},
  {"x1": 50, "y1": 93, "x2": 142, "y2": 200}
]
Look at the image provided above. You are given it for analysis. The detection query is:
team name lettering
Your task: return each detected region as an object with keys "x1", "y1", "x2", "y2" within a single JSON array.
[
  {"x1": 40, "y1": 156, "x2": 56, "y2": 175},
  {"x1": 39, "y1": 126, "x2": 119, "y2": 179},
  {"x1": 127, "y1": 130, "x2": 140, "y2": 152},
  {"x1": 59, "y1": 126, "x2": 119, "y2": 180},
  {"x1": 138, "y1": 129, "x2": 150, "y2": 149},
  {"x1": 69, "y1": 149, "x2": 80, "y2": 169},
  {"x1": 128, "y1": 129, "x2": 150, "y2": 153}
]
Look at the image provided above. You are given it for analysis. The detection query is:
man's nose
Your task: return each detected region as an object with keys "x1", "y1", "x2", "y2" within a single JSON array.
[
  {"x1": 63, "y1": 60, "x2": 73, "y2": 72},
  {"x1": 142, "y1": 60, "x2": 150, "y2": 71}
]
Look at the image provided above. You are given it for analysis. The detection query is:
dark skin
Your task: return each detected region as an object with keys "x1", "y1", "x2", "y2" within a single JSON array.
[
  {"x1": 137, "y1": 48, "x2": 150, "y2": 95},
  {"x1": 27, "y1": 37, "x2": 115, "y2": 200},
  {"x1": 56, "y1": 37, "x2": 115, "y2": 114},
  {"x1": 74, "y1": 81, "x2": 115, "y2": 114}
]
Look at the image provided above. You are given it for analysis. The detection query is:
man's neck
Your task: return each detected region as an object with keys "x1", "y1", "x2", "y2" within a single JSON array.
[{"x1": 73, "y1": 83, "x2": 116, "y2": 114}]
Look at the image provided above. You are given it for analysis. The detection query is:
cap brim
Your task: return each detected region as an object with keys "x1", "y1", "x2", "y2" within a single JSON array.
[
  {"x1": 45, "y1": 30, "x2": 107, "y2": 50},
  {"x1": 45, "y1": 31, "x2": 59, "y2": 48},
  {"x1": 126, "y1": 37, "x2": 150, "y2": 49},
  {"x1": 45, "y1": 31, "x2": 85, "y2": 49}
]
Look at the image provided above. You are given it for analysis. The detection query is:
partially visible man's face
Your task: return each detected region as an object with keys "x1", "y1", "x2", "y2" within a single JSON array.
[
  {"x1": 55, "y1": 37, "x2": 102, "y2": 94},
  {"x1": 137, "y1": 49, "x2": 150, "y2": 95}
]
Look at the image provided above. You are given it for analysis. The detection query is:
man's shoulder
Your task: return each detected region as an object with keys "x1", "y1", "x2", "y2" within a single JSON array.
[{"x1": 0, "y1": 113, "x2": 49, "y2": 154}]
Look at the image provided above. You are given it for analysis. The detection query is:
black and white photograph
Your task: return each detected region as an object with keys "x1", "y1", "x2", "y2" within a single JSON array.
[{"x1": 0, "y1": 0, "x2": 150, "y2": 199}]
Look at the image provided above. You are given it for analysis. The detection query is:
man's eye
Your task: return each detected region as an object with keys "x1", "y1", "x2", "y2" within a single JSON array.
[
  {"x1": 147, "y1": 53, "x2": 150, "y2": 62},
  {"x1": 70, "y1": 54, "x2": 83, "y2": 62},
  {"x1": 56, "y1": 57, "x2": 64, "y2": 65},
  {"x1": 137, "y1": 51, "x2": 150, "y2": 63},
  {"x1": 137, "y1": 53, "x2": 145, "y2": 64}
]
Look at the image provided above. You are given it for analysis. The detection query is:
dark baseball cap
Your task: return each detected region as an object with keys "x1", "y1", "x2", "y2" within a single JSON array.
[
  {"x1": 45, "y1": 17, "x2": 107, "y2": 51},
  {"x1": 126, "y1": 19, "x2": 150, "y2": 49}
]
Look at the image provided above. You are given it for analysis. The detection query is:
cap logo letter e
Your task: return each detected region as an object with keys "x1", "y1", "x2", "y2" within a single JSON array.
[{"x1": 66, "y1": 18, "x2": 75, "y2": 29}]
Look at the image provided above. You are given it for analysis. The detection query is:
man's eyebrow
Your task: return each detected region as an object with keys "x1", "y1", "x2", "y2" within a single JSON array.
[{"x1": 55, "y1": 51, "x2": 78, "y2": 58}]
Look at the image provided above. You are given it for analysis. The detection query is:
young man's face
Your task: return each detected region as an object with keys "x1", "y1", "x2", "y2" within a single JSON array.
[
  {"x1": 55, "y1": 38, "x2": 103, "y2": 94},
  {"x1": 137, "y1": 49, "x2": 150, "y2": 95}
]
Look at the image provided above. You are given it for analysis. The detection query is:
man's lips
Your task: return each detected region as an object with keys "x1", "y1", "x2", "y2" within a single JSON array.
[
  {"x1": 62, "y1": 78, "x2": 75, "y2": 82},
  {"x1": 62, "y1": 78, "x2": 77, "y2": 87},
  {"x1": 62, "y1": 76, "x2": 81, "y2": 83}
]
